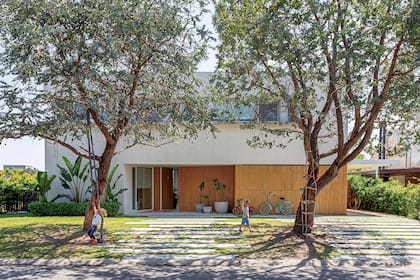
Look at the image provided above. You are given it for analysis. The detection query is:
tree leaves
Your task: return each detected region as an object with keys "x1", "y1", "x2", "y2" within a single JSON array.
[
  {"x1": 0, "y1": 0, "x2": 214, "y2": 158},
  {"x1": 214, "y1": 0, "x2": 418, "y2": 190}
]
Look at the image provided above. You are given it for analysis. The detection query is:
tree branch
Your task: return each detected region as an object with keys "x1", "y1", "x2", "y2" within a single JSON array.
[
  {"x1": 42, "y1": 136, "x2": 100, "y2": 161},
  {"x1": 319, "y1": 148, "x2": 338, "y2": 159}
]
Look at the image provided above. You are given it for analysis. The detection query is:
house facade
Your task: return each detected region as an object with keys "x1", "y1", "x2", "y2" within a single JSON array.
[{"x1": 44, "y1": 73, "x2": 348, "y2": 215}]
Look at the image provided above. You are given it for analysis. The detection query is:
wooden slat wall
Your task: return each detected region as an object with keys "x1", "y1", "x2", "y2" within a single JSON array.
[
  {"x1": 153, "y1": 168, "x2": 160, "y2": 210},
  {"x1": 178, "y1": 166, "x2": 234, "y2": 211},
  {"x1": 234, "y1": 165, "x2": 347, "y2": 215},
  {"x1": 316, "y1": 166, "x2": 348, "y2": 214}
]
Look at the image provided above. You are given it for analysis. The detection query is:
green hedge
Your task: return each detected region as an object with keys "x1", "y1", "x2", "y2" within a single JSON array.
[
  {"x1": 349, "y1": 175, "x2": 420, "y2": 219},
  {"x1": 28, "y1": 201, "x2": 120, "y2": 217}
]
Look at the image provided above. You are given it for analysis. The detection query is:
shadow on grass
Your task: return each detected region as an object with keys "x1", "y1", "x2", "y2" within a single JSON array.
[
  {"x1": 0, "y1": 223, "x2": 94, "y2": 258},
  {"x1": 236, "y1": 226, "x2": 334, "y2": 260}
]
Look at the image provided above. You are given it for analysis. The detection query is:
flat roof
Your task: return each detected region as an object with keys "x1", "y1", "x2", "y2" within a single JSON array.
[{"x1": 348, "y1": 159, "x2": 400, "y2": 171}]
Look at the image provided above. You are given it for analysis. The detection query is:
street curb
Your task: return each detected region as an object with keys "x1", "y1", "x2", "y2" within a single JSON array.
[
  {"x1": 0, "y1": 258, "x2": 240, "y2": 267},
  {"x1": 2, "y1": 257, "x2": 420, "y2": 267},
  {"x1": 0, "y1": 258, "x2": 301, "y2": 267}
]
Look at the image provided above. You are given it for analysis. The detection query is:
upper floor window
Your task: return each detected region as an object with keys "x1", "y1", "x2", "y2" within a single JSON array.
[
  {"x1": 212, "y1": 101, "x2": 295, "y2": 124},
  {"x1": 258, "y1": 101, "x2": 294, "y2": 124}
]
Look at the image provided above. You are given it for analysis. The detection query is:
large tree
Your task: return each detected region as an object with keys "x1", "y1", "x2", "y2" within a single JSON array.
[
  {"x1": 213, "y1": 0, "x2": 418, "y2": 233},
  {"x1": 0, "y1": 0, "x2": 214, "y2": 229}
]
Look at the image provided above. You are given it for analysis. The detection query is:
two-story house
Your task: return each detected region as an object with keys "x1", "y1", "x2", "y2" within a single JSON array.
[{"x1": 45, "y1": 73, "x2": 347, "y2": 215}]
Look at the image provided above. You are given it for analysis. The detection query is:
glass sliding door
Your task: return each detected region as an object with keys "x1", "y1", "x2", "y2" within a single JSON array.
[{"x1": 133, "y1": 167, "x2": 153, "y2": 211}]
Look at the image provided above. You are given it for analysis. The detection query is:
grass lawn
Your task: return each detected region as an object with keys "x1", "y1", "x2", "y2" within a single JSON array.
[
  {"x1": 214, "y1": 217, "x2": 335, "y2": 259},
  {"x1": 0, "y1": 214, "x2": 334, "y2": 259},
  {"x1": 0, "y1": 214, "x2": 151, "y2": 259}
]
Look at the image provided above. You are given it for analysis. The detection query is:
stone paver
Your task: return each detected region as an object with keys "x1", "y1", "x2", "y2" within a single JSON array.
[
  {"x1": 112, "y1": 232, "x2": 245, "y2": 239},
  {"x1": 120, "y1": 254, "x2": 238, "y2": 265},
  {"x1": 129, "y1": 228, "x2": 232, "y2": 234},
  {"x1": 110, "y1": 211, "x2": 420, "y2": 262},
  {"x1": 316, "y1": 211, "x2": 420, "y2": 260},
  {"x1": 109, "y1": 243, "x2": 251, "y2": 249},
  {"x1": 108, "y1": 218, "x2": 248, "y2": 259},
  {"x1": 116, "y1": 239, "x2": 216, "y2": 244},
  {"x1": 109, "y1": 248, "x2": 217, "y2": 254}
]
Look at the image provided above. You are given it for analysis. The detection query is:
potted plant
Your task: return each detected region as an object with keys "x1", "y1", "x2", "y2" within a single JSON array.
[
  {"x1": 195, "y1": 181, "x2": 212, "y2": 212},
  {"x1": 195, "y1": 182, "x2": 206, "y2": 211},
  {"x1": 213, "y1": 178, "x2": 229, "y2": 213},
  {"x1": 202, "y1": 203, "x2": 213, "y2": 213}
]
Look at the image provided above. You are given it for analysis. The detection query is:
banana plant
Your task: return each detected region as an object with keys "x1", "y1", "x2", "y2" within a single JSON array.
[
  {"x1": 103, "y1": 164, "x2": 127, "y2": 203},
  {"x1": 35, "y1": 171, "x2": 56, "y2": 203},
  {"x1": 52, "y1": 156, "x2": 90, "y2": 203}
]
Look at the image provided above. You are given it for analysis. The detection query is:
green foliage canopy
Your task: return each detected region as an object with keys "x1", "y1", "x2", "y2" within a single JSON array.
[
  {"x1": 213, "y1": 0, "x2": 418, "y2": 189},
  {"x1": 0, "y1": 169, "x2": 37, "y2": 212},
  {"x1": 0, "y1": 169, "x2": 37, "y2": 191},
  {"x1": 0, "y1": 0, "x2": 214, "y2": 157},
  {"x1": 0, "y1": 0, "x2": 215, "y2": 225}
]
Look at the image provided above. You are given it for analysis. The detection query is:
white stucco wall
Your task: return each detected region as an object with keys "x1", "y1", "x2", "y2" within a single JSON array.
[
  {"x1": 44, "y1": 123, "x2": 339, "y2": 212},
  {"x1": 113, "y1": 124, "x2": 307, "y2": 166}
]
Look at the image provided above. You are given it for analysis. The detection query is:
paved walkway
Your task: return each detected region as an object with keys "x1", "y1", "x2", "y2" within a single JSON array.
[
  {"x1": 105, "y1": 211, "x2": 420, "y2": 263},
  {"x1": 108, "y1": 218, "x2": 246, "y2": 265},
  {"x1": 315, "y1": 210, "x2": 420, "y2": 261}
]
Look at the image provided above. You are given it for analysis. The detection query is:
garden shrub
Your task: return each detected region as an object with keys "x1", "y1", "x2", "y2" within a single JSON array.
[
  {"x1": 28, "y1": 202, "x2": 86, "y2": 216},
  {"x1": 405, "y1": 184, "x2": 420, "y2": 219},
  {"x1": 28, "y1": 201, "x2": 120, "y2": 217},
  {"x1": 349, "y1": 175, "x2": 420, "y2": 219},
  {"x1": 101, "y1": 201, "x2": 120, "y2": 217},
  {"x1": 0, "y1": 169, "x2": 37, "y2": 212}
]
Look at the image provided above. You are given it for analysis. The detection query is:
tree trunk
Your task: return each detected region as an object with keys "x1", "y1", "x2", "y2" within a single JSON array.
[
  {"x1": 293, "y1": 187, "x2": 317, "y2": 234},
  {"x1": 293, "y1": 166, "x2": 318, "y2": 234},
  {"x1": 83, "y1": 142, "x2": 116, "y2": 231}
]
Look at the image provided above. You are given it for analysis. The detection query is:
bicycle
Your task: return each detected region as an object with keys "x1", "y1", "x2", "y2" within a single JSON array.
[
  {"x1": 232, "y1": 199, "x2": 256, "y2": 216},
  {"x1": 258, "y1": 192, "x2": 294, "y2": 215}
]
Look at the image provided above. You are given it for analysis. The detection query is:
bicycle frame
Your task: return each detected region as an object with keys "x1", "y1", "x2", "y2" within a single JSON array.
[{"x1": 259, "y1": 193, "x2": 294, "y2": 215}]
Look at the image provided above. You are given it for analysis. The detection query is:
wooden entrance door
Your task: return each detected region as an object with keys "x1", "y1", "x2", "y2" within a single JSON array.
[{"x1": 161, "y1": 168, "x2": 174, "y2": 209}]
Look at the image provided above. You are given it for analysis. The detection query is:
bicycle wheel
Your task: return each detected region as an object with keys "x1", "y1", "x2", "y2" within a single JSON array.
[
  {"x1": 276, "y1": 201, "x2": 294, "y2": 215},
  {"x1": 350, "y1": 197, "x2": 361, "y2": 209},
  {"x1": 258, "y1": 203, "x2": 271, "y2": 215},
  {"x1": 232, "y1": 206, "x2": 241, "y2": 216},
  {"x1": 249, "y1": 206, "x2": 256, "y2": 215}
]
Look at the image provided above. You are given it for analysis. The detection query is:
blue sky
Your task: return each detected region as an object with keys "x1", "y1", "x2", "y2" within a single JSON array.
[{"x1": 0, "y1": 9, "x2": 217, "y2": 171}]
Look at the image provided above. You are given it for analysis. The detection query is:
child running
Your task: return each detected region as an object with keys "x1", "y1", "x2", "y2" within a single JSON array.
[{"x1": 239, "y1": 199, "x2": 252, "y2": 232}]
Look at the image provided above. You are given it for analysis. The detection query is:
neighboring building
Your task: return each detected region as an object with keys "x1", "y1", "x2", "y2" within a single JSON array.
[
  {"x1": 350, "y1": 117, "x2": 420, "y2": 185},
  {"x1": 2, "y1": 165, "x2": 38, "y2": 173},
  {"x1": 45, "y1": 73, "x2": 348, "y2": 215}
]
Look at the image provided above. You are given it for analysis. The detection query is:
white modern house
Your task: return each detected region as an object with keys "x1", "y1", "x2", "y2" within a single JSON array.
[{"x1": 45, "y1": 73, "x2": 348, "y2": 215}]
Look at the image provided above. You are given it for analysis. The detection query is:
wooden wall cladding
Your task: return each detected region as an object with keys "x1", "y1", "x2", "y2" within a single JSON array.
[
  {"x1": 178, "y1": 166, "x2": 235, "y2": 211},
  {"x1": 234, "y1": 165, "x2": 347, "y2": 215}
]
